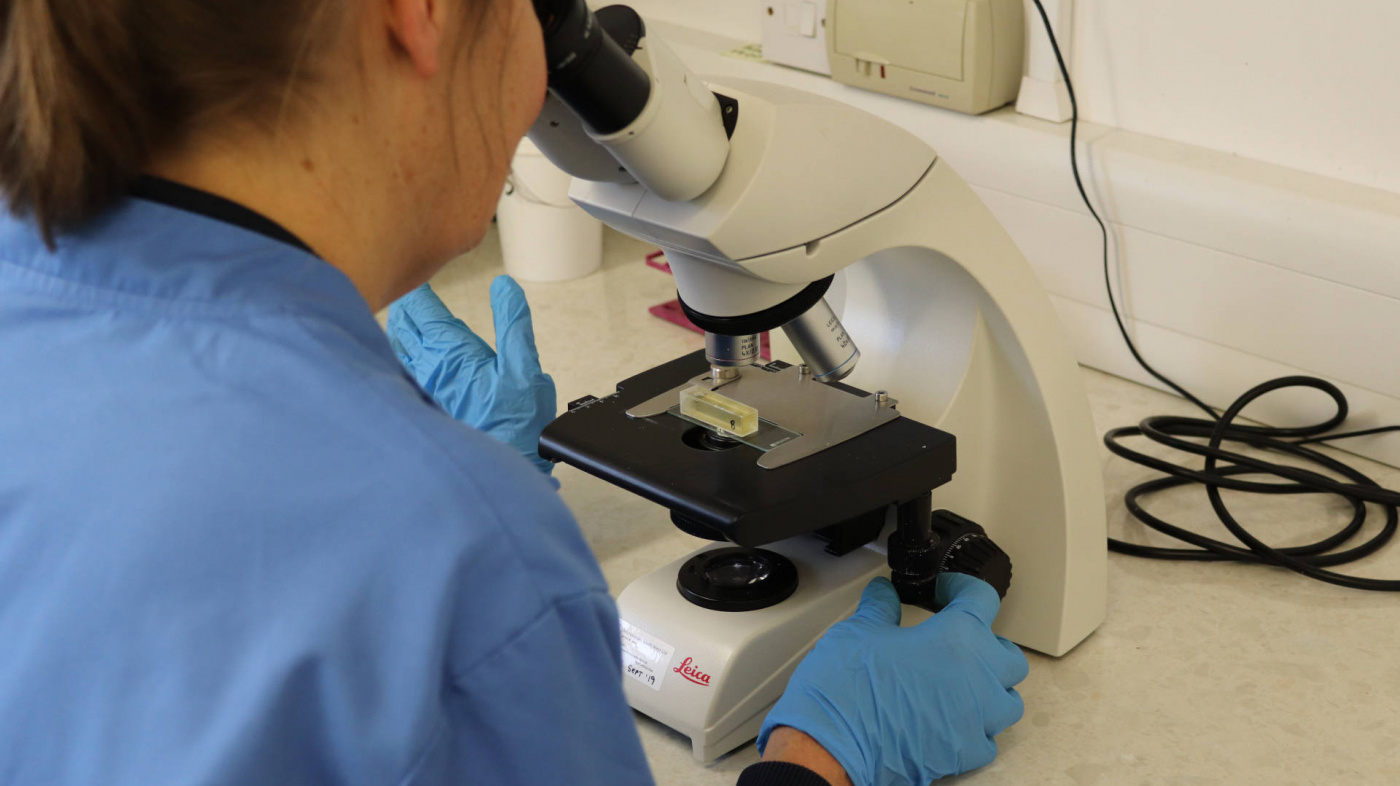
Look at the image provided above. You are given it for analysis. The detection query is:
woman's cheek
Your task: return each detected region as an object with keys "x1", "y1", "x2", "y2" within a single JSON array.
[{"x1": 511, "y1": 0, "x2": 548, "y2": 133}]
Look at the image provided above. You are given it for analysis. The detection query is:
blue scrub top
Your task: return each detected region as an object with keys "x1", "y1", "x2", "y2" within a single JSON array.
[{"x1": 0, "y1": 196, "x2": 654, "y2": 785}]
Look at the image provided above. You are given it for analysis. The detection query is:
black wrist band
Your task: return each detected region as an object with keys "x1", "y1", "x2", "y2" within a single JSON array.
[{"x1": 737, "y1": 761, "x2": 834, "y2": 786}]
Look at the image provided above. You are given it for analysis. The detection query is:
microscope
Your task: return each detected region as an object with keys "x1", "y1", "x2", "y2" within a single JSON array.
[{"x1": 528, "y1": 0, "x2": 1107, "y2": 762}]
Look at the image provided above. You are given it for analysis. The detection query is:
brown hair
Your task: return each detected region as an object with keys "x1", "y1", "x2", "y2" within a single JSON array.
[{"x1": 0, "y1": 0, "x2": 340, "y2": 243}]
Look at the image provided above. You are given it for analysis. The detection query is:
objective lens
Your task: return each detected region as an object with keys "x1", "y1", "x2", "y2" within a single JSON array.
[
  {"x1": 705, "y1": 332, "x2": 761, "y2": 368},
  {"x1": 780, "y1": 298, "x2": 860, "y2": 382}
]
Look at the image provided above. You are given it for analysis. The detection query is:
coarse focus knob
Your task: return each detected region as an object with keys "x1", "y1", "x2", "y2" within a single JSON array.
[
  {"x1": 928, "y1": 510, "x2": 1013, "y2": 599},
  {"x1": 888, "y1": 508, "x2": 1014, "y2": 610}
]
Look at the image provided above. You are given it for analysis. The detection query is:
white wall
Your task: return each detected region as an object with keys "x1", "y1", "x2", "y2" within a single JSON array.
[
  {"x1": 621, "y1": 0, "x2": 760, "y2": 42},
  {"x1": 624, "y1": 0, "x2": 1400, "y2": 196},
  {"x1": 1074, "y1": 1, "x2": 1400, "y2": 195}
]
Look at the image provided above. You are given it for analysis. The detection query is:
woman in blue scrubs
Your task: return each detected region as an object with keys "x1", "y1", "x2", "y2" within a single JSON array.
[{"x1": 0, "y1": 2, "x2": 1027, "y2": 785}]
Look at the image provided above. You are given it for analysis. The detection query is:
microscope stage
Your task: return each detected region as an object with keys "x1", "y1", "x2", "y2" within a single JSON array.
[{"x1": 539, "y1": 351, "x2": 956, "y2": 547}]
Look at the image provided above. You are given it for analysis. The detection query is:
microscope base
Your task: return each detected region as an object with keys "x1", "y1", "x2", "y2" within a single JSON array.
[{"x1": 617, "y1": 533, "x2": 929, "y2": 762}]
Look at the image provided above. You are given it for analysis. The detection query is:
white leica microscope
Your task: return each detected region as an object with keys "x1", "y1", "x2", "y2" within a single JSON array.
[{"x1": 528, "y1": 0, "x2": 1106, "y2": 763}]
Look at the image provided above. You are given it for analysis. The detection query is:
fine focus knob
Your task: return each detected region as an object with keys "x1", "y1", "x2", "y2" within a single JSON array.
[{"x1": 928, "y1": 510, "x2": 1013, "y2": 599}]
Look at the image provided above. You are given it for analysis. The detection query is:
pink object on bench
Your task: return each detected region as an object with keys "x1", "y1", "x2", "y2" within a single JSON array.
[{"x1": 645, "y1": 250, "x2": 672, "y2": 274}]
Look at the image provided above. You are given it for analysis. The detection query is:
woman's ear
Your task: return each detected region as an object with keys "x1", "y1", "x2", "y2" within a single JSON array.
[{"x1": 385, "y1": 0, "x2": 444, "y2": 77}]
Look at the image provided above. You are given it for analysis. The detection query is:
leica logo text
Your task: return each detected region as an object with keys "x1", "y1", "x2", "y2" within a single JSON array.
[{"x1": 673, "y1": 657, "x2": 712, "y2": 686}]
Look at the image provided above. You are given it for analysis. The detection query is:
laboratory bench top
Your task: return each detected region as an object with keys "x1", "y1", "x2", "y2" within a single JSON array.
[{"x1": 413, "y1": 226, "x2": 1400, "y2": 786}]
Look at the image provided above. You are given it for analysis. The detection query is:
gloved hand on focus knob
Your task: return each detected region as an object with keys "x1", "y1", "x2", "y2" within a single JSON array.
[
  {"x1": 388, "y1": 277, "x2": 557, "y2": 476},
  {"x1": 759, "y1": 573, "x2": 1029, "y2": 786}
]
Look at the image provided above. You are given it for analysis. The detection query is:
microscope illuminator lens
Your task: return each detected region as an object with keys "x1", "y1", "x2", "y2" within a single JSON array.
[
  {"x1": 677, "y1": 548, "x2": 799, "y2": 612},
  {"x1": 704, "y1": 554, "x2": 772, "y2": 587}
]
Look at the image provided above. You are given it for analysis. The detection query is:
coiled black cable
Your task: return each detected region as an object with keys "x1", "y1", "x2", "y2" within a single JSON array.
[{"x1": 1029, "y1": 0, "x2": 1400, "y2": 591}]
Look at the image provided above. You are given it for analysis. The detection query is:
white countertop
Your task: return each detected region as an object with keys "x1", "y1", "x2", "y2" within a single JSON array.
[{"x1": 422, "y1": 226, "x2": 1400, "y2": 786}]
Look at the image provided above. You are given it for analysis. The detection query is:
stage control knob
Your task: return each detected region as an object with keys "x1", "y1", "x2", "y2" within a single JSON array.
[
  {"x1": 929, "y1": 510, "x2": 1013, "y2": 600},
  {"x1": 888, "y1": 509, "x2": 1012, "y2": 609}
]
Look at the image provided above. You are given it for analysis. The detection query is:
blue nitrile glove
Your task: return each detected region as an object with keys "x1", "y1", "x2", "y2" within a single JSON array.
[
  {"x1": 759, "y1": 573, "x2": 1029, "y2": 786},
  {"x1": 388, "y1": 277, "x2": 558, "y2": 476}
]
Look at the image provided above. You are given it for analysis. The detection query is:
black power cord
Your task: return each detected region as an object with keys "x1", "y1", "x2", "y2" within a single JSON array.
[{"x1": 1028, "y1": 0, "x2": 1400, "y2": 591}]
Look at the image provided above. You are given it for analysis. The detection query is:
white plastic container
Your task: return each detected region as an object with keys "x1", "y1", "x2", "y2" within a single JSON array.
[{"x1": 496, "y1": 138, "x2": 604, "y2": 282}]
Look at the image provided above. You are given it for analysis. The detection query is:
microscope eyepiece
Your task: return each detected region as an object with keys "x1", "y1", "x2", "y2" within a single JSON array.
[
  {"x1": 529, "y1": 1, "x2": 730, "y2": 201},
  {"x1": 533, "y1": 0, "x2": 651, "y2": 135}
]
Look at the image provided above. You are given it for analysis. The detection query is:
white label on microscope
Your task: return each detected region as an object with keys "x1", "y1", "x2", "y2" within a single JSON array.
[{"x1": 619, "y1": 619, "x2": 675, "y2": 691}]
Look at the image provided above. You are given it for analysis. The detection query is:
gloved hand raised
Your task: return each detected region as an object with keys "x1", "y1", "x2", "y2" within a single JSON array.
[
  {"x1": 388, "y1": 277, "x2": 557, "y2": 476},
  {"x1": 759, "y1": 573, "x2": 1029, "y2": 786}
]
